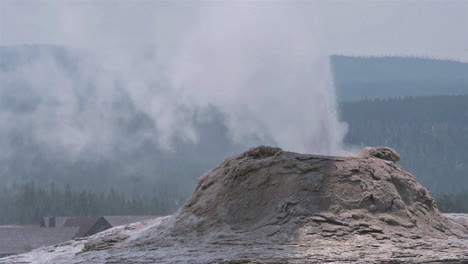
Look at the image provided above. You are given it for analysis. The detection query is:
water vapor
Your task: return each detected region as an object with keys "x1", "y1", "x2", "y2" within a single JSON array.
[{"x1": 0, "y1": 1, "x2": 347, "y2": 160}]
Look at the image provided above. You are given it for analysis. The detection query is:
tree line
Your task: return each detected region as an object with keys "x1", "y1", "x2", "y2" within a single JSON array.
[
  {"x1": 339, "y1": 95, "x2": 468, "y2": 214},
  {"x1": 433, "y1": 192, "x2": 468, "y2": 214},
  {"x1": 340, "y1": 95, "x2": 468, "y2": 193},
  {"x1": 0, "y1": 182, "x2": 184, "y2": 225}
]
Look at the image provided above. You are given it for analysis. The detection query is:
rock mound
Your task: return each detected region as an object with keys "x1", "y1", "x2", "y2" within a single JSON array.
[
  {"x1": 3, "y1": 146, "x2": 466, "y2": 264},
  {"x1": 159, "y1": 146, "x2": 459, "y2": 243},
  {"x1": 358, "y1": 146, "x2": 400, "y2": 162}
]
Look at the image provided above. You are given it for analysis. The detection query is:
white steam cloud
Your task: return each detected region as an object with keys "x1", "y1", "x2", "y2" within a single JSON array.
[{"x1": 0, "y1": 1, "x2": 347, "y2": 157}]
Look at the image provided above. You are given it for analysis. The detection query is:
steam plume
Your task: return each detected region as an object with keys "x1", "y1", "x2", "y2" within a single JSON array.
[{"x1": 0, "y1": 1, "x2": 347, "y2": 160}]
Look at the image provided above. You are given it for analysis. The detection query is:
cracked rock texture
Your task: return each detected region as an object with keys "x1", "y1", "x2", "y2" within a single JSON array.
[{"x1": 2, "y1": 146, "x2": 467, "y2": 263}]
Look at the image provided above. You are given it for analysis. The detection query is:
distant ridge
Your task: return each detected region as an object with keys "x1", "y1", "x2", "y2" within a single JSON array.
[
  {"x1": 3, "y1": 45, "x2": 466, "y2": 102},
  {"x1": 331, "y1": 55, "x2": 468, "y2": 102}
]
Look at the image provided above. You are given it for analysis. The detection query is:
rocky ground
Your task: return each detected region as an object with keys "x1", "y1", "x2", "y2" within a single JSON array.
[{"x1": 2, "y1": 146, "x2": 467, "y2": 264}]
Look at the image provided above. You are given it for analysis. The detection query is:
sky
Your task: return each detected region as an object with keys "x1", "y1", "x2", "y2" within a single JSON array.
[
  {"x1": 1, "y1": 0, "x2": 467, "y2": 62},
  {"x1": 318, "y1": 0, "x2": 467, "y2": 61}
]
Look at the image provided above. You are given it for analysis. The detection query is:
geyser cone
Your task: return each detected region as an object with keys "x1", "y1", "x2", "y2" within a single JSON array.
[{"x1": 164, "y1": 146, "x2": 462, "y2": 242}]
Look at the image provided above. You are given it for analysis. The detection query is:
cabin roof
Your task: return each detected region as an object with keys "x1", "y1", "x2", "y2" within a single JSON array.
[{"x1": 63, "y1": 216, "x2": 106, "y2": 238}]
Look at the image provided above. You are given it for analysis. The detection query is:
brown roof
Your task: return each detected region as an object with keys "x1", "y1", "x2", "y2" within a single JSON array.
[
  {"x1": 0, "y1": 227, "x2": 78, "y2": 256},
  {"x1": 104, "y1": 216, "x2": 156, "y2": 227},
  {"x1": 63, "y1": 216, "x2": 111, "y2": 238},
  {"x1": 38, "y1": 215, "x2": 156, "y2": 238}
]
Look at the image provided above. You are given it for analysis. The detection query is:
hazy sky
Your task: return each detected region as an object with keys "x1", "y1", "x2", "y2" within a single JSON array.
[{"x1": 1, "y1": 0, "x2": 467, "y2": 61}]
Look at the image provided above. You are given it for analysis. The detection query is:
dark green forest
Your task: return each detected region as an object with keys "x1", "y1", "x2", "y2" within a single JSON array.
[
  {"x1": 434, "y1": 192, "x2": 468, "y2": 214},
  {"x1": 0, "y1": 182, "x2": 181, "y2": 225},
  {"x1": 340, "y1": 95, "x2": 468, "y2": 193}
]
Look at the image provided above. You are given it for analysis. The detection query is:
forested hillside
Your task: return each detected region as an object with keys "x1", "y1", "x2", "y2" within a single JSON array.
[
  {"x1": 340, "y1": 95, "x2": 468, "y2": 193},
  {"x1": 332, "y1": 55, "x2": 468, "y2": 101},
  {"x1": 0, "y1": 182, "x2": 181, "y2": 225}
]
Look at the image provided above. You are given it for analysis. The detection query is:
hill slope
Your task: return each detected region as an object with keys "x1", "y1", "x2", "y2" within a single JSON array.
[
  {"x1": 340, "y1": 95, "x2": 468, "y2": 193},
  {"x1": 332, "y1": 55, "x2": 468, "y2": 101}
]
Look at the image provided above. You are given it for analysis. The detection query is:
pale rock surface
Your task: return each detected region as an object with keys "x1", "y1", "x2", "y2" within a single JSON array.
[{"x1": 2, "y1": 146, "x2": 467, "y2": 263}]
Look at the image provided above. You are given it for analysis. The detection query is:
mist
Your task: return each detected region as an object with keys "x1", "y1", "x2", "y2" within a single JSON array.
[
  {"x1": 1, "y1": 2, "x2": 346, "y2": 158},
  {"x1": 0, "y1": 1, "x2": 353, "y2": 197}
]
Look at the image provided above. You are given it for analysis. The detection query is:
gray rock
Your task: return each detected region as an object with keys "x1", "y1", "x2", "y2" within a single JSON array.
[{"x1": 358, "y1": 146, "x2": 401, "y2": 162}]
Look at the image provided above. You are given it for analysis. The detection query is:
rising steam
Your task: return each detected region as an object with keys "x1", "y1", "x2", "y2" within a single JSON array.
[
  {"x1": 0, "y1": 2, "x2": 347, "y2": 159},
  {"x1": 168, "y1": 3, "x2": 347, "y2": 154}
]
